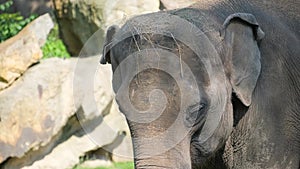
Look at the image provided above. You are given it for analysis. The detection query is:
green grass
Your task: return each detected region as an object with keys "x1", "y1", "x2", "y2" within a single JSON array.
[{"x1": 74, "y1": 162, "x2": 134, "y2": 169}]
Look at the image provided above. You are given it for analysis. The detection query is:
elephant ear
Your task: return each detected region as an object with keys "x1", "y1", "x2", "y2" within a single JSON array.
[
  {"x1": 221, "y1": 13, "x2": 265, "y2": 106},
  {"x1": 100, "y1": 25, "x2": 119, "y2": 64}
]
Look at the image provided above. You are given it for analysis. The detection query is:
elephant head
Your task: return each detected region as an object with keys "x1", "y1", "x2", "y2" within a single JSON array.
[{"x1": 100, "y1": 11, "x2": 264, "y2": 168}]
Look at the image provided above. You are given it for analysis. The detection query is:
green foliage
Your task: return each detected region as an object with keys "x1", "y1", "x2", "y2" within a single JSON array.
[
  {"x1": 0, "y1": 0, "x2": 13, "y2": 11},
  {"x1": 0, "y1": 0, "x2": 70, "y2": 58},
  {"x1": 0, "y1": 0, "x2": 36, "y2": 42},
  {"x1": 73, "y1": 162, "x2": 134, "y2": 169},
  {"x1": 41, "y1": 24, "x2": 70, "y2": 59}
]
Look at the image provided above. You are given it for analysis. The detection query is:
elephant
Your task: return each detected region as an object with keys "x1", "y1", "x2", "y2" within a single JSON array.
[{"x1": 100, "y1": 0, "x2": 300, "y2": 168}]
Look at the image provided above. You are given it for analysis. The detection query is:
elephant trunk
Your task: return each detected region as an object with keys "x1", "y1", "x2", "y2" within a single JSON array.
[
  {"x1": 113, "y1": 57, "x2": 201, "y2": 168},
  {"x1": 131, "y1": 133, "x2": 192, "y2": 169}
]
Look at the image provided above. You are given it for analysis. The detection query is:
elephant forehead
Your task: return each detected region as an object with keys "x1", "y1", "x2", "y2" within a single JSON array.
[
  {"x1": 112, "y1": 12, "x2": 215, "y2": 55},
  {"x1": 113, "y1": 48, "x2": 203, "y2": 99},
  {"x1": 111, "y1": 13, "x2": 224, "y2": 81}
]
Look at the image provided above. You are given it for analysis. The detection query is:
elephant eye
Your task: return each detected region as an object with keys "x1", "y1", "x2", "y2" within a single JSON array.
[
  {"x1": 189, "y1": 103, "x2": 206, "y2": 114},
  {"x1": 198, "y1": 103, "x2": 206, "y2": 112},
  {"x1": 185, "y1": 102, "x2": 208, "y2": 127}
]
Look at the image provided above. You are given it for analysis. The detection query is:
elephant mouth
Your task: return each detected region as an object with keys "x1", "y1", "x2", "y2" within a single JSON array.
[{"x1": 190, "y1": 130, "x2": 212, "y2": 160}]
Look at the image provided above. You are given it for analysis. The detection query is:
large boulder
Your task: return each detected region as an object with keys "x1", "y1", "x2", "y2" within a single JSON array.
[
  {"x1": 52, "y1": 0, "x2": 160, "y2": 56},
  {"x1": 0, "y1": 14, "x2": 54, "y2": 91},
  {"x1": 0, "y1": 0, "x2": 54, "y2": 18},
  {"x1": 22, "y1": 101, "x2": 132, "y2": 169},
  {"x1": 0, "y1": 57, "x2": 76, "y2": 165},
  {"x1": 0, "y1": 56, "x2": 132, "y2": 169},
  {"x1": 108, "y1": 102, "x2": 133, "y2": 163}
]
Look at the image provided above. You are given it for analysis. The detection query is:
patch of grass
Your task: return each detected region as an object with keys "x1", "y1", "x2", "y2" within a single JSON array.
[
  {"x1": 41, "y1": 24, "x2": 71, "y2": 59},
  {"x1": 111, "y1": 162, "x2": 134, "y2": 169},
  {"x1": 73, "y1": 162, "x2": 134, "y2": 169}
]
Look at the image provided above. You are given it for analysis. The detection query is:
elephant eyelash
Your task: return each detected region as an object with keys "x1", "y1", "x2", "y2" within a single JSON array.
[
  {"x1": 185, "y1": 102, "x2": 208, "y2": 128},
  {"x1": 189, "y1": 103, "x2": 206, "y2": 113}
]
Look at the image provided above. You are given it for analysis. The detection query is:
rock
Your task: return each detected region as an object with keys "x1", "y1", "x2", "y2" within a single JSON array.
[
  {"x1": 52, "y1": 0, "x2": 160, "y2": 56},
  {"x1": 108, "y1": 102, "x2": 134, "y2": 163},
  {"x1": 0, "y1": 14, "x2": 54, "y2": 91},
  {"x1": 22, "y1": 102, "x2": 132, "y2": 169},
  {"x1": 160, "y1": 0, "x2": 199, "y2": 9},
  {"x1": 7, "y1": 0, "x2": 54, "y2": 18},
  {"x1": 0, "y1": 57, "x2": 74, "y2": 166},
  {"x1": 102, "y1": 0, "x2": 160, "y2": 28},
  {"x1": 0, "y1": 56, "x2": 126, "y2": 169}
]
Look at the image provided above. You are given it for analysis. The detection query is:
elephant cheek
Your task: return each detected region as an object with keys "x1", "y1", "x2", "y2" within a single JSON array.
[{"x1": 191, "y1": 99, "x2": 233, "y2": 161}]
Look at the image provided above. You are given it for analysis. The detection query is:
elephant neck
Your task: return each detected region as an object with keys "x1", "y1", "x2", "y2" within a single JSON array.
[
  {"x1": 224, "y1": 78, "x2": 300, "y2": 167},
  {"x1": 190, "y1": 0, "x2": 299, "y2": 37}
]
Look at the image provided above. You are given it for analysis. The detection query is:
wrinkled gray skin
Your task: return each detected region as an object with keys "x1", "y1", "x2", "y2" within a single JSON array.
[{"x1": 101, "y1": 0, "x2": 300, "y2": 168}]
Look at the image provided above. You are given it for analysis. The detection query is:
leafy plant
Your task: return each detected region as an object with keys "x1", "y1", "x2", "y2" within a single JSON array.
[
  {"x1": 41, "y1": 24, "x2": 71, "y2": 59},
  {"x1": 0, "y1": 0, "x2": 36, "y2": 42},
  {"x1": 0, "y1": 0, "x2": 71, "y2": 58}
]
